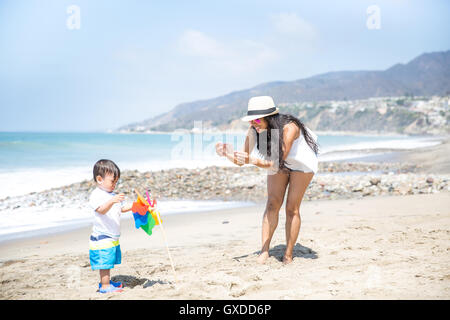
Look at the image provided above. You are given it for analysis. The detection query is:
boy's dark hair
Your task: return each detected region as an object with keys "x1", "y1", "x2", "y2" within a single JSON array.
[{"x1": 93, "y1": 159, "x2": 120, "y2": 182}]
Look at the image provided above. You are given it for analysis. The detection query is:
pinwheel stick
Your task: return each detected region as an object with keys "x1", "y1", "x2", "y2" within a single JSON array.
[{"x1": 134, "y1": 188, "x2": 178, "y2": 285}]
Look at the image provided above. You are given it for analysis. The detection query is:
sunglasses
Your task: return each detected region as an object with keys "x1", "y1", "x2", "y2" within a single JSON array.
[{"x1": 249, "y1": 118, "x2": 261, "y2": 124}]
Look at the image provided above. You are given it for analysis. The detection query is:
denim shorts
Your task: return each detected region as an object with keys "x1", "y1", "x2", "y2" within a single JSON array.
[
  {"x1": 287, "y1": 168, "x2": 306, "y2": 173},
  {"x1": 285, "y1": 166, "x2": 314, "y2": 173}
]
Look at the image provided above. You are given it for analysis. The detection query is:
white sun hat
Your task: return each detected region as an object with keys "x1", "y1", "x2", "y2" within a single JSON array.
[{"x1": 241, "y1": 96, "x2": 279, "y2": 122}]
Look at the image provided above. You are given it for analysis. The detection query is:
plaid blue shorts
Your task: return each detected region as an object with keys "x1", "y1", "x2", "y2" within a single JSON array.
[{"x1": 89, "y1": 235, "x2": 121, "y2": 270}]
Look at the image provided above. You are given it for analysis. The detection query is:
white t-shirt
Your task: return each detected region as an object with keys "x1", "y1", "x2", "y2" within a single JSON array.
[{"x1": 88, "y1": 187, "x2": 122, "y2": 239}]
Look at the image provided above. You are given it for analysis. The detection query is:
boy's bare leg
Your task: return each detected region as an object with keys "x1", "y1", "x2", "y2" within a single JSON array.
[{"x1": 100, "y1": 269, "x2": 110, "y2": 289}]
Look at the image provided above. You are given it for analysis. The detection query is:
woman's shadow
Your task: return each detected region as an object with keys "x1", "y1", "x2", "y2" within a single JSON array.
[{"x1": 233, "y1": 243, "x2": 318, "y2": 262}]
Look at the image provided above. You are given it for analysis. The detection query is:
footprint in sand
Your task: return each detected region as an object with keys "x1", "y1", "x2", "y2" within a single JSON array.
[{"x1": 230, "y1": 283, "x2": 262, "y2": 298}]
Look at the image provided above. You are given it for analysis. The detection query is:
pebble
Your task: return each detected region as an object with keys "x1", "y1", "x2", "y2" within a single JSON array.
[{"x1": 0, "y1": 162, "x2": 449, "y2": 211}]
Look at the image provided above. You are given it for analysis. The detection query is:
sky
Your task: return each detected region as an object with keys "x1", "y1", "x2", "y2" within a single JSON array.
[{"x1": 1, "y1": 0, "x2": 449, "y2": 132}]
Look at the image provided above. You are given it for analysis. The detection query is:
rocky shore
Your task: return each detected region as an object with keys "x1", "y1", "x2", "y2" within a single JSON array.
[{"x1": 1, "y1": 161, "x2": 449, "y2": 212}]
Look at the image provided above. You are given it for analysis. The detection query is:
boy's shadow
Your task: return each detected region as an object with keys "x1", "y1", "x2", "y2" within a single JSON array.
[
  {"x1": 233, "y1": 243, "x2": 318, "y2": 262},
  {"x1": 112, "y1": 275, "x2": 170, "y2": 289}
]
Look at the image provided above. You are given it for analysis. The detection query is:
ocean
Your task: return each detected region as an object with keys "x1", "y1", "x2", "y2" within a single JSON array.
[
  {"x1": 0, "y1": 131, "x2": 443, "y2": 242},
  {"x1": 0, "y1": 131, "x2": 443, "y2": 198}
]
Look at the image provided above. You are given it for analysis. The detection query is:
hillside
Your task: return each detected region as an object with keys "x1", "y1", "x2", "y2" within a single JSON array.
[{"x1": 118, "y1": 50, "x2": 450, "y2": 134}]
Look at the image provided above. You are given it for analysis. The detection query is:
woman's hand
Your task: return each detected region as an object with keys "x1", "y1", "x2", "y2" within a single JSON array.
[
  {"x1": 233, "y1": 151, "x2": 250, "y2": 166},
  {"x1": 215, "y1": 142, "x2": 234, "y2": 157},
  {"x1": 215, "y1": 142, "x2": 226, "y2": 156},
  {"x1": 216, "y1": 142, "x2": 246, "y2": 166},
  {"x1": 223, "y1": 143, "x2": 234, "y2": 156}
]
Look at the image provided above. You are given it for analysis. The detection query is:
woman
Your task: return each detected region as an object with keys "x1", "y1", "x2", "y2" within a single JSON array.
[{"x1": 215, "y1": 96, "x2": 319, "y2": 264}]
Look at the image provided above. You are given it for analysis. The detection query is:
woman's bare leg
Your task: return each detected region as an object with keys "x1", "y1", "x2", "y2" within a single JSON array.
[
  {"x1": 258, "y1": 172, "x2": 289, "y2": 264},
  {"x1": 284, "y1": 171, "x2": 314, "y2": 264}
]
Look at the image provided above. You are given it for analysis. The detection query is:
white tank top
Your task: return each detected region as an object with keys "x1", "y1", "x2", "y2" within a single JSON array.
[
  {"x1": 283, "y1": 127, "x2": 318, "y2": 173},
  {"x1": 250, "y1": 126, "x2": 319, "y2": 174}
]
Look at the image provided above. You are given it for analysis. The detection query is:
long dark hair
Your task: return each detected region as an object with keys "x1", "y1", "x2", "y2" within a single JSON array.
[{"x1": 253, "y1": 113, "x2": 319, "y2": 170}]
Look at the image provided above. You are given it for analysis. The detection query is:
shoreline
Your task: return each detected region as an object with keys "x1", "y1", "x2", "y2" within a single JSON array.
[
  {"x1": 0, "y1": 133, "x2": 446, "y2": 200},
  {"x1": 0, "y1": 138, "x2": 449, "y2": 245},
  {"x1": 115, "y1": 129, "x2": 449, "y2": 137},
  {"x1": 0, "y1": 199, "x2": 258, "y2": 244}
]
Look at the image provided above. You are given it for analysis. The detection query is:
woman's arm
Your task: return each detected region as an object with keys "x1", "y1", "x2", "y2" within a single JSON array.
[
  {"x1": 248, "y1": 123, "x2": 298, "y2": 169},
  {"x1": 218, "y1": 143, "x2": 272, "y2": 168},
  {"x1": 216, "y1": 124, "x2": 296, "y2": 170},
  {"x1": 231, "y1": 149, "x2": 274, "y2": 169},
  {"x1": 215, "y1": 125, "x2": 257, "y2": 166},
  {"x1": 281, "y1": 122, "x2": 300, "y2": 161},
  {"x1": 248, "y1": 155, "x2": 274, "y2": 169},
  {"x1": 245, "y1": 122, "x2": 298, "y2": 170},
  {"x1": 243, "y1": 125, "x2": 257, "y2": 154}
]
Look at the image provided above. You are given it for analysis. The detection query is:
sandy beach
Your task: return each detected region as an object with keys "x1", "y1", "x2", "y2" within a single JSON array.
[
  {"x1": 387, "y1": 138, "x2": 450, "y2": 174},
  {"x1": 1, "y1": 191, "x2": 449, "y2": 300}
]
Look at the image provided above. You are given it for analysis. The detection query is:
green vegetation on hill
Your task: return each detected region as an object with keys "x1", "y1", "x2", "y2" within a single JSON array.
[{"x1": 118, "y1": 50, "x2": 450, "y2": 135}]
